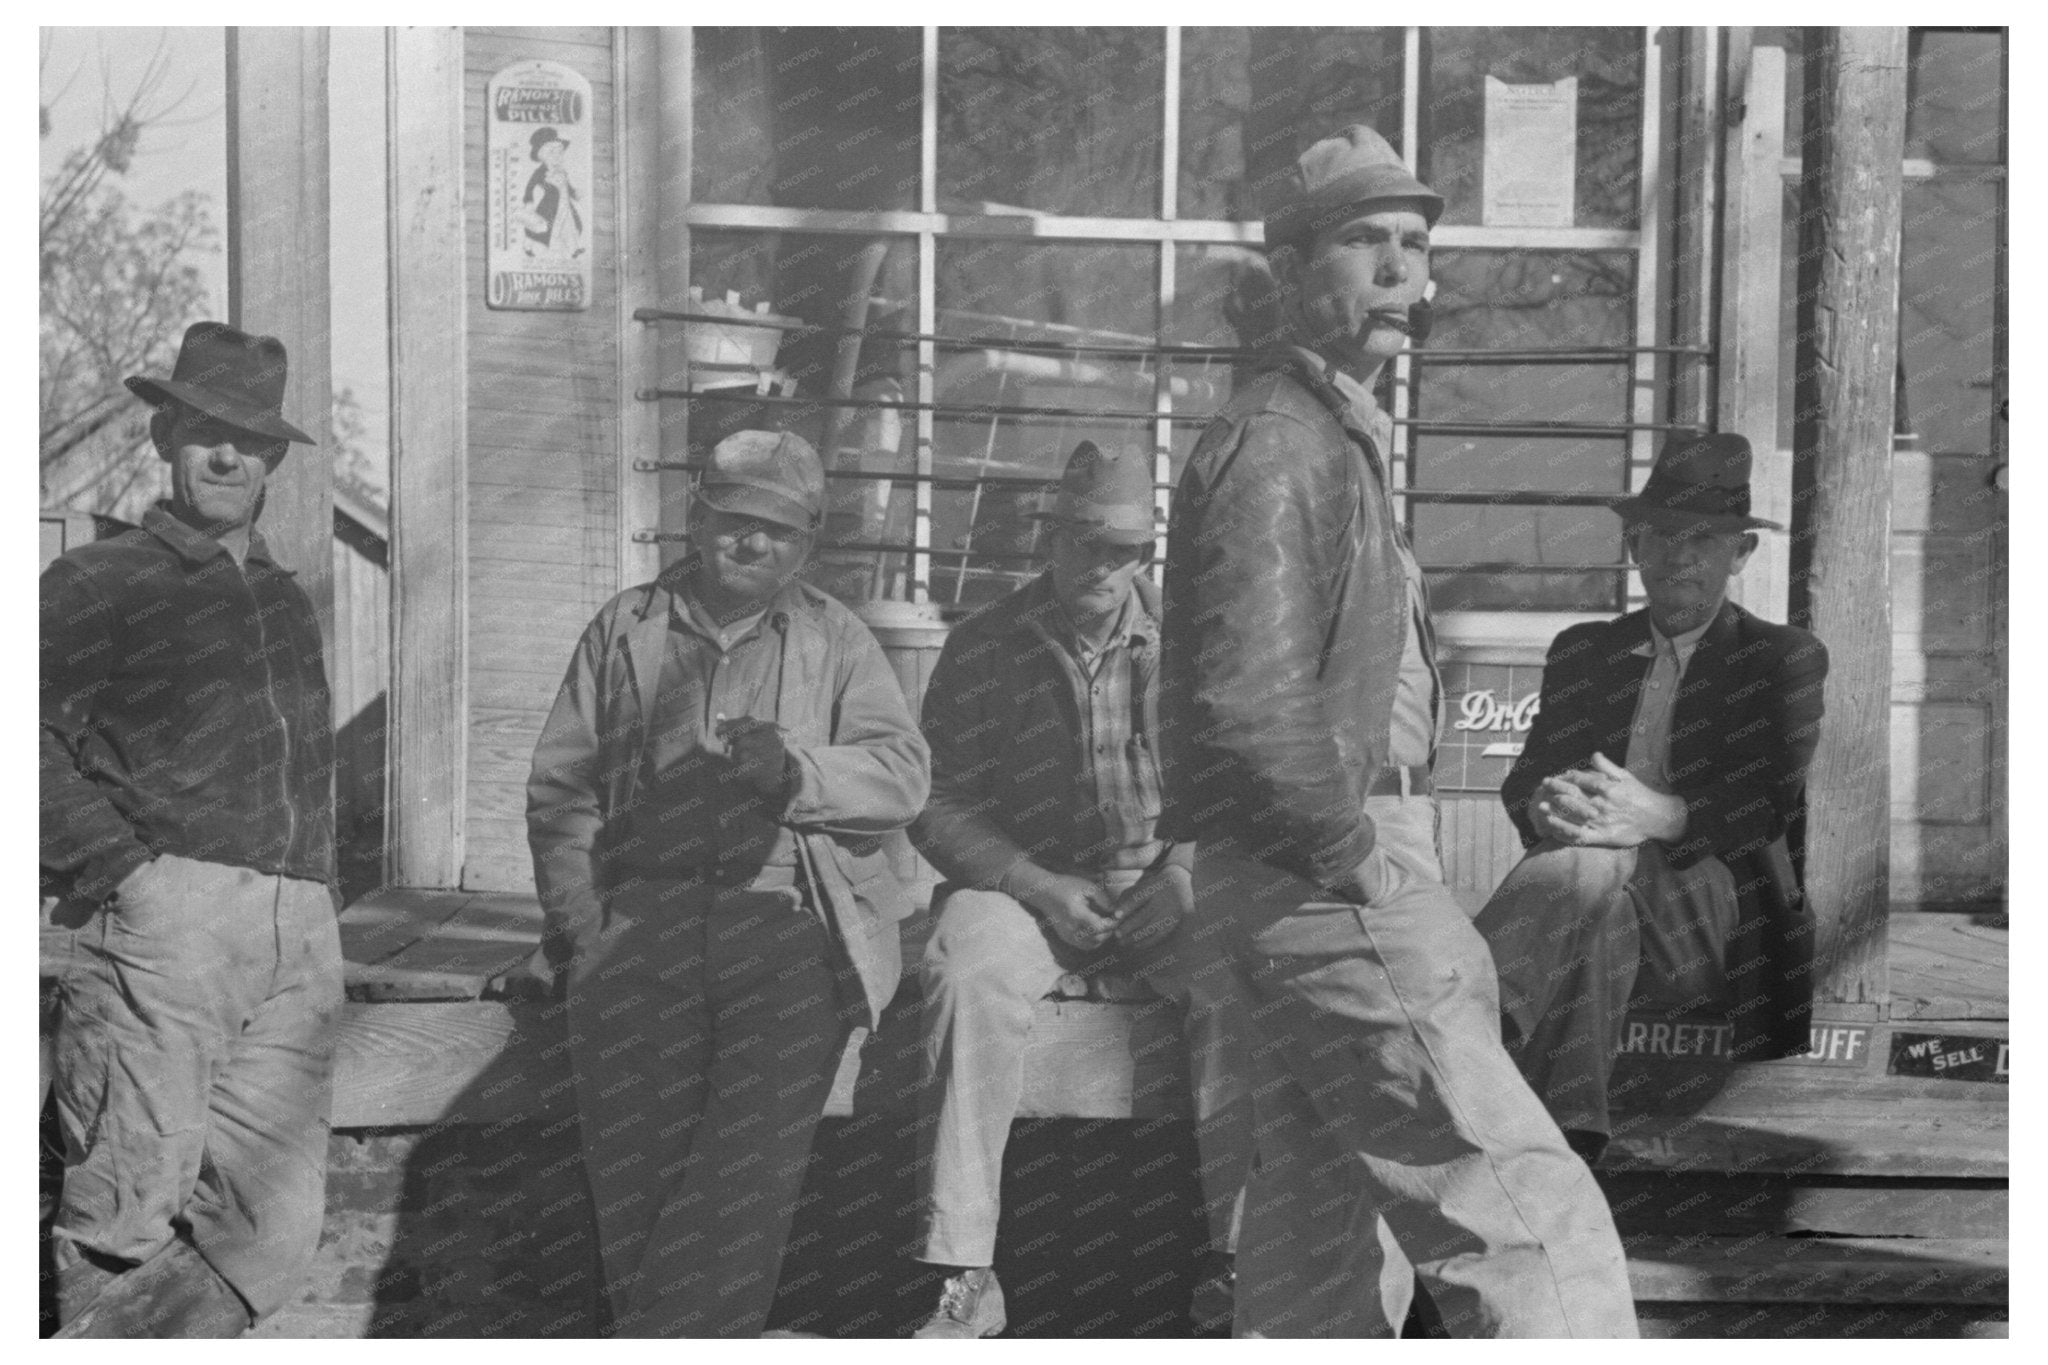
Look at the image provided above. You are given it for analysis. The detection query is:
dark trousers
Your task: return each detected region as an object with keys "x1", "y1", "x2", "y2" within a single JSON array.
[{"x1": 567, "y1": 876, "x2": 860, "y2": 1337}]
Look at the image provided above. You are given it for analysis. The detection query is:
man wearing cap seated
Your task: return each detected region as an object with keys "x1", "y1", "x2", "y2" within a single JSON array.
[
  {"x1": 902, "y1": 441, "x2": 1251, "y2": 1339},
  {"x1": 1475, "y1": 433, "x2": 1830, "y2": 1164},
  {"x1": 43, "y1": 323, "x2": 340, "y2": 1336},
  {"x1": 1164, "y1": 125, "x2": 1638, "y2": 1337},
  {"x1": 522, "y1": 429, "x2": 929, "y2": 1337}
]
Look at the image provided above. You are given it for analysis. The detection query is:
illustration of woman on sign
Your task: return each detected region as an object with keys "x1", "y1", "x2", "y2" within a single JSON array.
[{"x1": 520, "y1": 126, "x2": 584, "y2": 261}]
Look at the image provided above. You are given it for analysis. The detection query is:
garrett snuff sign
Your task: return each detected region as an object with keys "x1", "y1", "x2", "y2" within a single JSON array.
[{"x1": 487, "y1": 59, "x2": 593, "y2": 311}]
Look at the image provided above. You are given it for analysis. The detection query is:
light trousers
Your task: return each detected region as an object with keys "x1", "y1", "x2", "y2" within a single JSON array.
[
  {"x1": 915, "y1": 870, "x2": 1252, "y2": 1268},
  {"x1": 1473, "y1": 837, "x2": 1738, "y2": 1141},
  {"x1": 49, "y1": 854, "x2": 342, "y2": 1321},
  {"x1": 1207, "y1": 797, "x2": 1639, "y2": 1338}
]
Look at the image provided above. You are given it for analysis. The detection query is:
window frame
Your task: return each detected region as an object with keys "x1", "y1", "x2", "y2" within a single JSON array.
[{"x1": 663, "y1": 25, "x2": 1669, "y2": 635}]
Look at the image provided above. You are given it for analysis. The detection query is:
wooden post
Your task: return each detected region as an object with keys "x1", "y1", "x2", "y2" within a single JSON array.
[
  {"x1": 1789, "y1": 27, "x2": 1908, "y2": 1008},
  {"x1": 385, "y1": 27, "x2": 469, "y2": 888},
  {"x1": 655, "y1": 29, "x2": 694, "y2": 573},
  {"x1": 225, "y1": 28, "x2": 334, "y2": 664},
  {"x1": 1718, "y1": 37, "x2": 1790, "y2": 619}
]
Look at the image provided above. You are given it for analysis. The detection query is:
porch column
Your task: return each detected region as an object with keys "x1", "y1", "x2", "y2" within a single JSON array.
[
  {"x1": 226, "y1": 27, "x2": 334, "y2": 661},
  {"x1": 1789, "y1": 26, "x2": 1908, "y2": 1009}
]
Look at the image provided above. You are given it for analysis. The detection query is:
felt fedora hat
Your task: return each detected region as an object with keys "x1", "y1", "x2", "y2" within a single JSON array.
[
  {"x1": 1264, "y1": 124, "x2": 1444, "y2": 252},
  {"x1": 697, "y1": 429, "x2": 826, "y2": 531},
  {"x1": 1029, "y1": 441, "x2": 1159, "y2": 546},
  {"x1": 125, "y1": 321, "x2": 316, "y2": 446},
  {"x1": 1613, "y1": 431, "x2": 1782, "y2": 533}
]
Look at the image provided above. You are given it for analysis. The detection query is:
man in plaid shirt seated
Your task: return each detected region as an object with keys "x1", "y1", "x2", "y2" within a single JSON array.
[{"x1": 901, "y1": 440, "x2": 1250, "y2": 1338}]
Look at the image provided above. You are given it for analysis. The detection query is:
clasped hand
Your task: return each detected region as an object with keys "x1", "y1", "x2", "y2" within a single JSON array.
[{"x1": 1532, "y1": 752, "x2": 1686, "y2": 848}]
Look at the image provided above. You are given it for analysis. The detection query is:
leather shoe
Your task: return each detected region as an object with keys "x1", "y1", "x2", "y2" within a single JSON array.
[{"x1": 911, "y1": 1267, "x2": 1006, "y2": 1339}]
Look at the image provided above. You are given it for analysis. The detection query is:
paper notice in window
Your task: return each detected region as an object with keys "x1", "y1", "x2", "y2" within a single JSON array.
[{"x1": 1482, "y1": 76, "x2": 1577, "y2": 227}]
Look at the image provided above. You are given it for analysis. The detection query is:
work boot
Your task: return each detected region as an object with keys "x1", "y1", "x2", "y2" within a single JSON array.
[
  {"x1": 910, "y1": 1267, "x2": 1006, "y2": 1339},
  {"x1": 54, "y1": 1237, "x2": 252, "y2": 1338},
  {"x1": 1189, "y1": 1251, "x2": 1235, "y2": 1336}
]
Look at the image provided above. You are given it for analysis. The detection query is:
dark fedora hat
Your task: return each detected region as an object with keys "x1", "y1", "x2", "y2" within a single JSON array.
[
  {"x1": 531, "y1": 126, "x2": 568, "y2": 158},
  {"x1": 1265, "y1": 124, "x2": 1444, "y2": 252},
  {"x1": 1029, "y1": 441, "x2": 1159, "y2": 546},
  {"x1": 125, "y1": 321, "x2": 315, "y2": 446},
  {"x1": 1613, "y1": 432, "x2": 1781, "y2": 533}
]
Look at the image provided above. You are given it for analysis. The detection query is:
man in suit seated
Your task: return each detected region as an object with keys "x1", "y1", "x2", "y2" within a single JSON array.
[{"x1": 1474, "y1": 433, "x2": 1829, "y2": 1164}]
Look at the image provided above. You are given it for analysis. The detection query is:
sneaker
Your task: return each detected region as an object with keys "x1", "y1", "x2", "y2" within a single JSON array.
[
  {"x1": 1189, "y1": 1252, "x2": 1235, "y2": 1335},
  {"x1": 911, "y1": 1268, "x2": 1007, "y2": 1339}
]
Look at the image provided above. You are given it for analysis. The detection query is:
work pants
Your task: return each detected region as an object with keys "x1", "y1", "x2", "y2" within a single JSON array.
[
  {"x1": 1473, "y1": 837, "x2": 1738, "y2": 1143},
  {"x1": 1207, "y1": 797, "x2": 1638, "y2": 1338},
  {"x1": 567, "y1": 876, "x2": 860, "y2": 1337},
  {"x1": 914, "y1": 869, "x2": 1251, "y2": 1267},
  {"x1": 48, "y1": 854, "x2": 342, "y2": 1322}
]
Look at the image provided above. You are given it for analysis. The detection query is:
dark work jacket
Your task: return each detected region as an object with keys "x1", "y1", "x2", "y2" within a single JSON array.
[
  {"x1": 912, "y1": 573, "x2": 1188, "y2": 889},
  {"x1": 41, "y1": 505, "x2": 336, "y2": 899},
  {"x1": 1502, "y1": 601, "x2": 1830, "y2": 1057},
  {"x1": 1161, "y1": 349, "x2": 1410, "y2": 886}
]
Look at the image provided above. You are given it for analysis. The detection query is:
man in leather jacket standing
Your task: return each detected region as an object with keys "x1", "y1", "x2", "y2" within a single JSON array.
[{"x1": 1160, "y1": 125, "x2": 1637, "y2": 1337}]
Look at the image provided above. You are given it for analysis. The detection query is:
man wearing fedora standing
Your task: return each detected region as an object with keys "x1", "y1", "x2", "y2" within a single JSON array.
[
  {"x1": 41, "y1": 322, "x2": 340, "y2": 1336},
  {"x1": 1474, "y1": 433, "x2": 1830, "y2": 1163},
  {"x1": 902, "y1": 441, "x2": 1250, "y2": 1338},
  {"x1": 1162, "y1": 125, "x2": 1637, "y2": 1336},
  {"x1": 524, "y1": 429, "x2": 928, "y2": 1336}
]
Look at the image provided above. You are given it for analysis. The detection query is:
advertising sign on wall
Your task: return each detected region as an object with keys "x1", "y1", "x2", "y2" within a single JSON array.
[{"x1": 486, "y1": 59, "x2": 593, "y2": 311}]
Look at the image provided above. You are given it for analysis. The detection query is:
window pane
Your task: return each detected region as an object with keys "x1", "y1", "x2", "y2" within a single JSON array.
[
  {"x1": 1412, "y1": 250, "x2": 1635, "y2": 612},
  {"x1": 1908, "y1": 30, "x2": 2004, "y2": 164},
  {"x1": 1177, "y1": 27, "x2": 1404, "y2": 222},
  {"x1": 687, "y1": 230, "x2": 922, "y2": 603},
  {"x1": 931, "y1": 239, "x2": 1159, "y2": 606},
  {"x1": 1421, "y1": 27, "x2": 1643, "y2": 229},
  {"x1": 937, "y1": 28, "x2": 1164, "y2": 218},
  {"x1": 1166, "y1": 243, "x2": 1272, "y2": 482},
  {"x1": 692, "y1": 28, "x2": 921, "y2": 210}
]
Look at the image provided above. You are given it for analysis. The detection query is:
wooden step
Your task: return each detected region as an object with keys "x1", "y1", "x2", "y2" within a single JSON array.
[{"x1": 1625, "y1": 1234, "x2": 2006, "y2": 1306}]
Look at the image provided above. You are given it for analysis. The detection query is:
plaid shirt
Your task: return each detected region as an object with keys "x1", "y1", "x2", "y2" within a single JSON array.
[{"x1": 912, "y1": 573, "x2": 1180, "y2": 890}]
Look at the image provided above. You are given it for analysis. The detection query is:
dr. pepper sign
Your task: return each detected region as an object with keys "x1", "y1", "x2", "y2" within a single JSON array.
[{"x1": 487, "y1": 60, "x2": 593, "y2": 311}]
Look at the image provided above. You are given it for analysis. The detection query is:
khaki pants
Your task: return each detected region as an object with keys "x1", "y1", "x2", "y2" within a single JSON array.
[
  {"x1": 1208, "y1": 797, "x2": 1638, "y2": 1338},
  {"x1": 914, "y1": 870, "x2": 1252, "y2": 1267},
  {"x1": 1474, "y1": 837, "x2": 1739, "y2": 1142},
  {"x1": 49, "y1": 854, "x2": 342, "y2": 1321},
  {"x1": 566, "y1": 877, "x2": 861, "y2": 1337}
]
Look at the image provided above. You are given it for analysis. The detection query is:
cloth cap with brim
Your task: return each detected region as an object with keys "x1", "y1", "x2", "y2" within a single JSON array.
[
  {"x1": 1612, "y1": 431, "x2": 1782, "y2": 533},
  {"x1": 124, "y1": 321, "x2": 316, "y2": 446},
  {"x1": 1028, "y1": 440, "x2": 1158, "y2": 546},
  {"x1": 1264, "y1": 124, "x2": 1445, "y2": 252},
  {"x1": 697, "y1": 429, "x2": 826, "y2": 531}
]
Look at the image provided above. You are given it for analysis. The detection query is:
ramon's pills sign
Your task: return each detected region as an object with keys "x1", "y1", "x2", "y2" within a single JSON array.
[{"x1": 487, "y1": 60, "x2": 593, "y2": 311}]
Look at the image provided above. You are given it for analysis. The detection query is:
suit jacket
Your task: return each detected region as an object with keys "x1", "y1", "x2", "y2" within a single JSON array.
[
  {"x1": 1501, "y1": 600, "x2": 1829, "y2": 1057},
  {"x1": 525, "y1": 569, "x2": 930, "y2": 1029}
]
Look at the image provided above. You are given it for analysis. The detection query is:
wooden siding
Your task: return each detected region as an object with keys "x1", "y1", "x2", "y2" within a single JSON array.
[{"x1": 461, "y1": 27, "x2": 624, "y2": 893}]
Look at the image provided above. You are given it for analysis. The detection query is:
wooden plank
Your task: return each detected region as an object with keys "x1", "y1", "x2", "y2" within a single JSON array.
[
  {"x1": 1638, "y1": 1302, "x2": 2005, "y2": 1339},
  {"x1": 226, "y1": 27, "x2": 334, "y2": 666},
  {"x1": 331, "y1": 1000, "x2": 576, "y2": 1127},
  {"x1": 1598, "y1": 1173, "x2": 2007, "y2": 1241},
  {"x1": 388, "y1": 26, "x2": 469, "y2": 889},
  {"x1": 614, "y1": 27, "x2": 660, "y2": 588},
  {"x1": 1888, "y1": 912, "x2": 2007, "y2": 1020},
  {"x1": 1624, "y1": 1234, "x2": 2005, "y2": 1306},
  {"x1": 1788, "y1": 27, "x2": 1909, "y2": 1008}
]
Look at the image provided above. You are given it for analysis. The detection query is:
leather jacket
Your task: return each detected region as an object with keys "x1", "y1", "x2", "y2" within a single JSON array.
[{"x1": 1161, "y1": 349, "x2": 1410, "y2": 888}]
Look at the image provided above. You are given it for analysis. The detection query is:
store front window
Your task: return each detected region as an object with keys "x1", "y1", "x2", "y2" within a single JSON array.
[{"x1": 674, "y1": 25, "x2": 1664, "y2": 617}]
